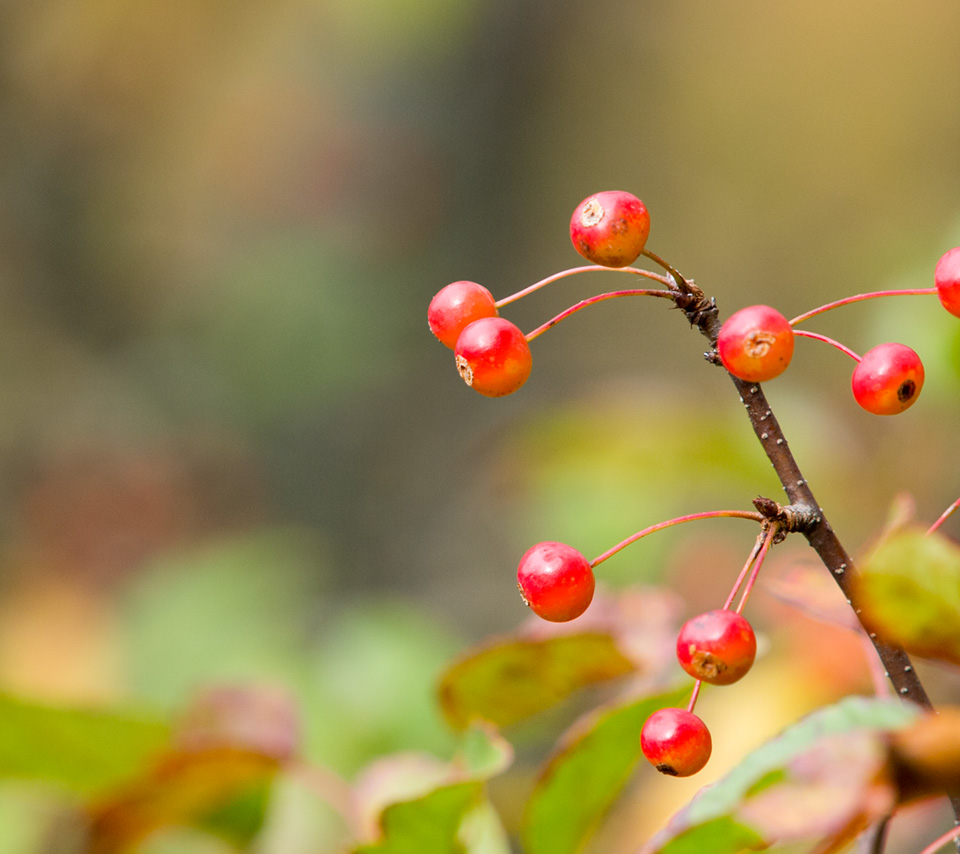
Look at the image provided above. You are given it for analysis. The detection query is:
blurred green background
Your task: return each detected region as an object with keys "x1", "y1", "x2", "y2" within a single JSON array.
[{"x1": 0, "y1": 0, "x2": 959, "y2": 851}]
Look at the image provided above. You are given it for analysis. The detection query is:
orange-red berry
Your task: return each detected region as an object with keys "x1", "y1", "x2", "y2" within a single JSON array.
[
  {"x1": 640, "y1": 707, "x2": 712, "y2": 777},
  {"x1": 428, "y1": 281, "x2": 498, "y2": 349},
  {"x1": 454, "y1": 317, "x2": 532, "y2": 397},
  {"x1": 676, "y1": 609, "x2": 757, "y2": 686},
  {"x1": 569, "y1": 191, "x2": 651, "y2": 268},
  {"x1": 717, "y1": 305, "x2": 795, "y2": 383},
  {"x1": 935, "y1": 247, "x2": 960, "y2": 319},
  {"x1": 516, "y1": 541, "x2": 595, "y2": 622},
  {"x1": 851, "y1": 343, "x2": 924, "y2": 415}
]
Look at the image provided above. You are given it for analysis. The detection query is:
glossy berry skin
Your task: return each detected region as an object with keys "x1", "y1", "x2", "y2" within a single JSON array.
[
  {"x1": 935, "y1": 247, "x2": 960, "y2": 319},
  {"x1": 640, "y1": 708, "x2": 712, "y2": 777},
  {"x1": 454, "y1": 317, "x2": 532, "y2": 397},
  {"x1": 851, "y1": 343, "x2": 924, "y2": 415},
  {"x1": 717, "y1": 304, "x2": 794, "y2": 383},
  {"x1": 428, "y1": 281, "x2": 499, "y2": 349},
  {"x1": 676, "y1": 609, "x2": 757, "y2": 686},
  {"x1": 517, "y1": 541, "x2": 595, "y2": 622},
  {"x1": 569, "y1": 191, "x2": 651, "y2": 268}
]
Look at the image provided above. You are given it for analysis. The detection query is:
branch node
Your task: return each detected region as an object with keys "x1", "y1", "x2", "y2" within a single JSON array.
[{"x1": 752, "y1": 497, "x2": 820, "y2": 536}]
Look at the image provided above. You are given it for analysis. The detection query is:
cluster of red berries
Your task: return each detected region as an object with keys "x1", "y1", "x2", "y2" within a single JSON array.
[
  {"x1": 717, "y1": 305, "x2": 927, "y2": 415},
  {"x1": 429, "y1": 192, "x2": 960, "y2": 779},
  {"x1": 427, "y1": 191, "x2": 651, "y2": 396},
  {"x1": 717, "y1": 245, "x2": 960, "y2": 414},
  {"x1": 429, "y1": 190, "x2": 959, "y2": 416},
  {"x1": 640, "y1": 607, "x2": 756, "y2": 777},
  {"x1": 513, "y1": 514, "x2": 766, "y2": 778},
  {"x1": 515, "y1": 538, "x2": 758, "y2": 777}
]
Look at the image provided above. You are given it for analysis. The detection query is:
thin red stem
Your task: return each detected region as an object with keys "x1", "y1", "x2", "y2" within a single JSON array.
[
  {"x1": 721, "y1": 535, "x2": 765, "y2": 611},
  {"x1": 859, "y1": 631, "x2": 893, "y2": 697},
  {"x1": 494, "y1": 265, "x2": 674, "y2": 308},
  {"x1": 686, "y1": 680, "x2": 703, "y2": 713},
  {"x1": 735, "y1": 524, "x2": 779, "y2": 614},
  {"x1": 524, "y1": 288, "x2": 676, "y2": 342},
  {"x1": 793, "y1": 328, "x2": 862, "y2": 362},
  {"x1": 589, "y1": 510, "x2": 764, "y2": 569},
  {"x1": 928, "y1": 498, "x2": 960, "y2": 535},
  {"x1": 789, "y1": 288, "x2": 937, "y2": 326},
  {"x1": 918, "y1": 827, "x2": 960, "y2": 854}
]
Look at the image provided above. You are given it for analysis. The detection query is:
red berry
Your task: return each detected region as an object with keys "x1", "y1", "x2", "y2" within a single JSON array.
[
  {"x1": 676, "y1": 609, "x2": 757, "y2": 686},
  {"x1": 640, "y1": 707, "x2": 712, "y2": 777},
  {"x1": 851, "y1": 343, "x2": 924, "y2": 415},
  {"x1": 516, "y1": 541, "x2": 595, "y2": 622},
  {"x1": 428, "y1": 281, "x2": 499, "y2": 349},
  {"x1": 717, "y1": 304, "x2": 794, "y2": 383},
  {"x1": 935, "y1": 247, "x2": 960, "y2": 319},
  {"x1": 569, "y1": 191, "x2": 651, "y2": 268},
  {"x1": 454, "y1": 317, "x2": 532, "y2": 397}
]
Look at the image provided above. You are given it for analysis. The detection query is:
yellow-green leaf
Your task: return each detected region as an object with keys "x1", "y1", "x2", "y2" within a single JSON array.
[{"x1": 857, "y1": 526, "x2": 960, "y2": 664}]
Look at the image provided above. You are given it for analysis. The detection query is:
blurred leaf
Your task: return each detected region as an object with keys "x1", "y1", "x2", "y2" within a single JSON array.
[
  {"x1": 352, "y1": 727, "x2": 511, "y2": 854},
  {"x1": 353, "y1": 781, "x2": 479, "y2": 854},
  {"x1": 85, "y1": 684, "x2": 302, "y2": 852},
  {"x1": 522, "y1": 686, "x2": 690, "y2": 854},
  {"x1": 857, "y1": 526, "x2": 960, "y2": 664},
  {"x1": 889, "y1": 706, "x2": 960, "y2": 801},
  {"x1": 438, "y1": 632, "x2": 636, "y2": 731},
  {"x1": 0, "y1": 693, "x2": 168, "y2": 796},
  {"x1": 438, "y1": 587, "x2": 681, "y2": 732},
  {"x1": 639, "y1": 697, "x2": 919, "y2": 854},
  {"x1": 87, "y1": 748, "x2": 279, "y2": 854}
]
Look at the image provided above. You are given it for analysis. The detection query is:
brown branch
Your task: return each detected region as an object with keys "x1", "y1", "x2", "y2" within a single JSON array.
[
  {"x1": 727, "y1": 375, "x2": 932, "y2": 706},
  {"x1": 667, "y1": 274, "x2": 960, "y2": 847},
  {"x1": 662, "y1": 276, "x2": 932, "y2": 704}
]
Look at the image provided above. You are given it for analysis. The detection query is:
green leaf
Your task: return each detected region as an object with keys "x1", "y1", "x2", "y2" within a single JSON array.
[
  {"x1": 0, "y1": 693, "x2": 169, "y2": 795},
  {"x1": 640, "y1": 697, "x2": 919, "y2": 854},
  {"x1": 438, "y1": 632, "x2": 637, "y2": 731},
  {"x1": 857, "y1": 526, "x2": 960, "y2": 664},
  {"x1": 354, "y1": 782, "x2": 480, "y2": 854},
  {"x1": 522, "y1": 686, "x2": 691, "y2": 854},
  {"x1": 352, "y1": 726, "x2": 511, "y2": 854}
]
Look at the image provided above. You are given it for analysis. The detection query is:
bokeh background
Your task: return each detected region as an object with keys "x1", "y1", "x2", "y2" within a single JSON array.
[{"x1": 0, "y1": 1, "x2": 959, "y2": 851}]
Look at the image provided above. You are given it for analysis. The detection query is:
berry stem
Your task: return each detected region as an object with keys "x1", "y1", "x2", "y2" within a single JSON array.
[
  {"x1": 494, "y1": 265, "x2": 674, "y2": 308},
  {"x1": 927, "y1": 498, "x2": 960, "y2": 535},
  {"x1": 734, "y1": 523, "x2": 779, "y2": 614},
  {"x1": 589, "y1": 509, "x2": 764, "y2": 569},
  {"x1": 789, "y1": 288, "x2": 938, "y2": 326},
  {"x1": 859, "y1": 631, "x2": 894, "y2": 698},
  {"x1": 721, "y1": 533, "x2": 766, "y2": 611},
  {"x1": 524, "y1": 288, "x2": 677, "y2": 342},
  {"x1": 640, "y1": 248, "x2": 688, "y2": 292},
  {"x1": 792, "y1": 329, "x2": 862, "y2": 362},
  {"x1": 917, "y1": 827, "x2": 960, "y2": 854},
  {"x1": 686, "y1": 680, "x2": 703, "y2": 713}
]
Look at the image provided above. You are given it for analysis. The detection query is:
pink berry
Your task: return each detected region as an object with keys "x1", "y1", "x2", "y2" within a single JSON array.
[
  {"x1": 851, "y1": 343, "x2": 924, "y2": 415},
  {"x1": 569, "y1": 191, "x2": 651, "y2": 268},
  {"x1": 935, "y1": 247, "x2": 960, "y2": 319},
  {"x1": 454, "y1": 317, "x2": 532, "y2": 397},
  {"x1": 717, "y1": 305, "x2": 795, "y2": 383},
  {"x1": 428, "y1": 281, "x2": 499, "y2": 349},
  {"x1": 640, "y1": 707, "x2": 712, "y2": 777},
  {"x1": 676, "y1": 609, "x2": 757, "y2": 686},
  {"x1": 516, "y1": 541, "x2": 595, "y2": 622}
]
